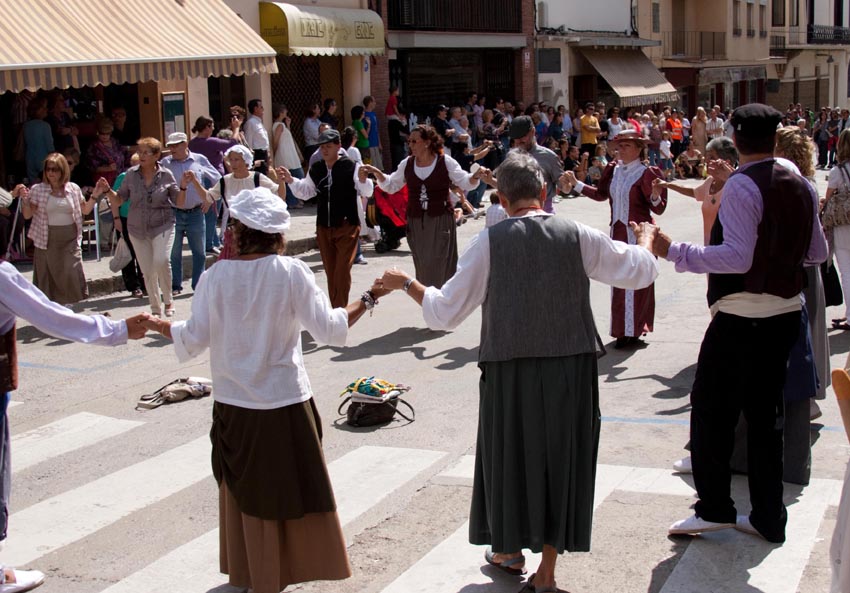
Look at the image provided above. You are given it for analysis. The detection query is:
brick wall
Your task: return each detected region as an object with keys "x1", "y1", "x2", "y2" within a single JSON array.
[
  {"x1": 516, "y1": 0, "x2": 536, "y2": 105},
  {"x1": 767, "y1": 81, "x2": 795, "y2": 111}
]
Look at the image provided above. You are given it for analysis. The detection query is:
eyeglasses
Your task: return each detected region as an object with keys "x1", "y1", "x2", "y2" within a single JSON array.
[
  {"x1": 44, "y1": 166, "x2": 60, "y2": 173},
  {"x1": 137, "y1": 150, "x2": 155, "y2": 156}
]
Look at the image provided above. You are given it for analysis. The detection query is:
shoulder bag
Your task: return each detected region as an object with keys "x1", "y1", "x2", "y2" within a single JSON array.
[{"x1": 822, "y1": 163, "x2": 850, "y2": 230}]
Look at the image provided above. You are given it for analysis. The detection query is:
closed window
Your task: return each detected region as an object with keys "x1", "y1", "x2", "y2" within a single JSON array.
[
  {"x1": 772, "y1": 0, "x2": 785, "y2": 26},
  {"x1": 652, "y1": 1, "x2": 660, "y2": 33}
]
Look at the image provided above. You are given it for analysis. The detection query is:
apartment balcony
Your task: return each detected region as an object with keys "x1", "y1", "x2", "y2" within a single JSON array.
[
  {"x1": 809, "y1": 24, "x2": 850, "y2": 44},
  {"x1": 771, "y1": 25, "x2": 850, "y2": 50},
  {"x1": 387, "y1": 0, "x2": 521, "y2": 33},
  {"x1": 662, "y1": 31, "x2": 726, "y2": 60}
]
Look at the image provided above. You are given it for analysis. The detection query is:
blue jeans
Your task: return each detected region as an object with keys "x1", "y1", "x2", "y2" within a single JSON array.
[
  {"x1": 285, "y1": 167, "x2": 304, "y2": 209},
  {"x1": 204, "y1": 200, "x2": 221, "y2": 250},
  {"x1": 467, "y1": 183, "x2": 486, "y2": 208},
  {"x1": 171, "y1": 208, "x2": 206, "y2": 291}
]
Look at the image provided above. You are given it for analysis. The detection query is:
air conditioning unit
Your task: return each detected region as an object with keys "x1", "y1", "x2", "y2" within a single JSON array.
[{"x1": 538, "y1": 1, "x2": 548, "y2": 29}]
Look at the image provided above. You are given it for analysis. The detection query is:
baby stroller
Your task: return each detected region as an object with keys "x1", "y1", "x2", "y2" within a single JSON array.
[{"x1": 367, "y1": 185, "x2": 408, "y2": 253}]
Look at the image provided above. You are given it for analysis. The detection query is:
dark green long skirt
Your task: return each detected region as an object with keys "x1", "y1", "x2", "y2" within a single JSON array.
[{"x1": 469, "y1": 354, "x2": 600, "y2": 554}]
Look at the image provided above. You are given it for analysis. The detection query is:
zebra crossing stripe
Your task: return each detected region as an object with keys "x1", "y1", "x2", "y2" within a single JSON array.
[
  {"x1": 3, "y1": 436, "x2": 213, "y2": 567},
  {"x1": 8, "y1": 401, "x2": 22, "y2": 409},
  {"x1": 12, "y1": 412, "x2": 143, "y2": 473},
  {"x1": 98, "y1": 445, "x2": 446, "y2": 593},
  {"x1": 659, "y1": 477, "x2": 843, "y2": 593},
  {"x1": 381, "y1": 462, "x2": 636, "y2": 593}
]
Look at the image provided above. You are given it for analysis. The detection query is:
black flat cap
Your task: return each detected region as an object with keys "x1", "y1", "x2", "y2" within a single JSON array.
[
  {"x1": 730, "y1": 103, "x2": 783, "y2": 138},
  {"x1": 317, "y1": 129, "x2": 341, "y2": 144}
]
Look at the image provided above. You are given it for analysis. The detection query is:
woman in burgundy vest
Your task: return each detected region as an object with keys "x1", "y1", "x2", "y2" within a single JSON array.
[{"x1": 362, "y1": 125, "x2": 483, "y2": 288}]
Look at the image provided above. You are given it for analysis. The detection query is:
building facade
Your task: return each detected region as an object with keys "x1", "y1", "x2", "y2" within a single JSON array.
[
  {"x1": 536, "y1": 0, "x2": 677, "y2": 112},
  {"x1": 767, "y1": 0, "x2": 850, "y2": 110}
]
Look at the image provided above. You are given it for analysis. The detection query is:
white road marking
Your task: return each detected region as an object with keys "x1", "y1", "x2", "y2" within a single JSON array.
[
  {"x1": 11, "y1": 412, "x2": 143, "y2": 472},
  {"x1": 99, "y1": 445, "x2": 446, "y2": 593},
  {"x1": 3, "y1": 436, "x2": 212, "y2": 566},
  {"x1": 8, "y1": 401, "x2": 22, "y2": 409}
]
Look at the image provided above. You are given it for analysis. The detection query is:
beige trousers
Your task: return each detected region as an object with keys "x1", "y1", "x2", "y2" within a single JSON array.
[{"x1": 130, "y1": 227, "x2": 175, "y2": 315}]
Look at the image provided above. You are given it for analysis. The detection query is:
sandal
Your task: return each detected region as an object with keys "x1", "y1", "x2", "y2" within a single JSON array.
[
  {"x1": 484, "y1": 548, "x2": 526, "y2": 576},
  {"x1": 518, "y1": 573, "x2": 561, "y2": 593},
  {"x1": 132, "y1": 289, "x2": 144, "y2": 298},
  {"x1": 164, "y1": 306, "x2": 175, "y2": 318}
]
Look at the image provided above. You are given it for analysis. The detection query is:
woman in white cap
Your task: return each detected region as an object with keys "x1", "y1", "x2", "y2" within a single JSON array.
[
  {"x1": 206, "y1": 144, "x2": 286, "y2": 260},
  {"x1": 141, "y1": 186, "x2": 387, "y2": 593}
]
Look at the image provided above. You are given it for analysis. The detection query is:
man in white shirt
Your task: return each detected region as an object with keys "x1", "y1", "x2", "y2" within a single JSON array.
[
  {"x1": 243, "y1": 99, "x2": 270, "y2": 175},
  {"x1": 280, "y1": 129, "x2": 374, "y2": 307},
  {"x1": 706, "y1": 108, "x2": 724, "y2": 140}
]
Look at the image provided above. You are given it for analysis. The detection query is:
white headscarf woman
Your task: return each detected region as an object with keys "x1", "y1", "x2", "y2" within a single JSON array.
[
  {"x1": 141, "y1": 186, "x2": 389, "y2": 593},
  {"x1": 207, "y1": 144, "x2": 287, "y2": 260}
]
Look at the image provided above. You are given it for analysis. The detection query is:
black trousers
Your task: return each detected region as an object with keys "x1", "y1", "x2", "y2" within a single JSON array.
[
  {"x1": 252, "y1": 149, "x2": 269, "y2": 175},
  {"x1": 690, "y1": 310, "x2": 799, "y2": 543}
]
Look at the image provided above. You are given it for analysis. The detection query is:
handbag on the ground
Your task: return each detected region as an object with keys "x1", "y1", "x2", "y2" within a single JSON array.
[
  {"x1": 337, "y1": 377, "x2": 414, "y2": 427},
  {"x1": 821, "y1": 163, "x2": 850, "y2": 230}
]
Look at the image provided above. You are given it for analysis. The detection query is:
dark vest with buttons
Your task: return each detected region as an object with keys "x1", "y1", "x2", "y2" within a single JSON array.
[
  {"x1": 309, "y1": 155, "x2": 359, "y2": 228},
  {"x1": 0, "y1": 325, "x2": 17, "y2": 392},
  {"x1": 405, "y1": 155, "x2": 453, "y2": 218},
  {"x1": 479, "y1": 216, "x2": 599, "y2": 362},
  {"x1": 706, "y1": 159, "x2": 812, "y2": 307}
]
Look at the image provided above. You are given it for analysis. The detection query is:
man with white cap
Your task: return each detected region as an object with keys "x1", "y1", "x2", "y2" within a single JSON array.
[
  {"x1": 279, "y1": 129, "x2": 374, "y2": 307},
  {"x1": 161, "y1": 132, "x2": 220, "y2": 296}
]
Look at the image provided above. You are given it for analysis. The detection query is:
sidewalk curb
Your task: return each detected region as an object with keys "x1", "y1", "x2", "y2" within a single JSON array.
[{"x1": 84, "y1": 236, "x2": 318, "y2": 299}]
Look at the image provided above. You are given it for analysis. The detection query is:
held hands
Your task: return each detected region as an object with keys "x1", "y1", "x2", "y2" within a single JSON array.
[
  {"x1": 12, "y1": 184, "x2": 28, "y2": 200},
  {"x1": 275, "y1": 166, "x2": 294, "y2": 184},
  {"x1": 706, "y1": 159, "x2": 733, "y2": 184},
  {"x1": 181, "y1": 171, "x2": 196, "y2": 188},
  {"x1": 124, "y1": 313, "x2": 150, "y2": 340},
  {"x1": 92, "y1": 177, "x2": 111, "y2": 197},
  {"x1": 560, "y1": 170, "x2": 578, "y2": 192},
  {"x1": 378, "y1": 267, "x2": 412, "y2": 291},
  {"x1": 369, "y1": 279, "x2": 392, "y2": 300},
  {"x1": 630, "y1": 221, "x2": 671, "y2": 258}
]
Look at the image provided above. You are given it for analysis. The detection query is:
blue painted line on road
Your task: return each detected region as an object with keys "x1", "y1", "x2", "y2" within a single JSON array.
[
  {"x1": 602, "y1": 415, "x2": 844, "y2": 432},
  {"x1": 19, "y1": 354, "x2": 145, "y2": 374}
]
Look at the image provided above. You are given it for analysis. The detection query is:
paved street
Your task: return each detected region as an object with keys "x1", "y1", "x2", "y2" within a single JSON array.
[{"x1": 6, "y1": 173, "x2": 850, "y2": 593}]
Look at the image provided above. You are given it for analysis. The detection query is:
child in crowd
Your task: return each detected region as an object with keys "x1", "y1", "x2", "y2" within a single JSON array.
[
  {"x1": 660, "y1": 131, "x2": 674, "y2": 180},
  {"x1": 587, "y1": 156, "x2": 604, "y2": 184},
  {"x1": 484, "y1": 191, "x2": 508, "y2": 228}
]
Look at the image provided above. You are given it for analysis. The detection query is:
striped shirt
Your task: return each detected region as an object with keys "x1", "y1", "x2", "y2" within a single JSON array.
[{"x1": 26, "y1": 182, "x2": 84, "y2": 250}]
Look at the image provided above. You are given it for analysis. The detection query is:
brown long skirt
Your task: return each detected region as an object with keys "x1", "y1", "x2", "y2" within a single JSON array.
[
  {"x1": 32, "y1": 224, "x2": 87, "y2": 304},
  {"x1": 219, "y1": 483, "x2": 351, "y2": 593}
]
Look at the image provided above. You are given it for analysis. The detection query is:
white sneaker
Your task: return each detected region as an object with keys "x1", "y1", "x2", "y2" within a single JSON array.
[
  {"x1": 0, "y1": 569, "x2": 45, "y2": 593},
  {"x1": 668, "y1": 514, "x2": 735, "y2": 535},
  {"x1": 734, "y1": 515, "x2": 763, "y2": 538},
  {"x1": 672, "y1": 456, "x2": 692, "y2": 474}
]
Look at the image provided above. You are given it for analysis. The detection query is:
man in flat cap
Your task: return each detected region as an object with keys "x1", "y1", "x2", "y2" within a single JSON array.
[
  {"x1": 638, "y1": 103, "x2": 827, "y2": 543},
  {"x1": 280, "y1": 129, "x2": 374, "y2": 307}
]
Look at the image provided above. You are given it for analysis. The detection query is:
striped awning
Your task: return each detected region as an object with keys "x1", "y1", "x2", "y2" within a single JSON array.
[
  {"x1": 0, "y1": 0, "x2": 278, "y2": 93},
  {"x1": 581, "y1": 49, "x2": 679, "y2": 108}
]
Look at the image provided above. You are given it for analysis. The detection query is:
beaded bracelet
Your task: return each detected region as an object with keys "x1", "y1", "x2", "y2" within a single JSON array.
[{"x1": 360, "y1": 290, "x2": 379, "y2": 316}]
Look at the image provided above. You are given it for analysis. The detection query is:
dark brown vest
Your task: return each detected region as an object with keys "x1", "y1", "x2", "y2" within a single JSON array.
[{"x1": 405, "y1": 155, "x2": 453, "y2": 218}]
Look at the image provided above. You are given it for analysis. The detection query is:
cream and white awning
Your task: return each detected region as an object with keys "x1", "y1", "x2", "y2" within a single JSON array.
[
  {"x1": 581, "y1": 49, "x2": 679, "y2": 107},
  {"x1": 0, "y1": 0, "x2": 278, "y2": 93},
  {"x1": 260, "y1": 2, "x2": 385, "y2": 56}
]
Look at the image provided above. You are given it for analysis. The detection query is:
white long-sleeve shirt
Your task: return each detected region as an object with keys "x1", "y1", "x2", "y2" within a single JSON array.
[
  {"x1": 421, "y1": 212, "x2": 659, "y2": 330},
  {"x1": 377, "y1": 155, "x2": 480, "y2": 194},
  {"x1": 170, "y1": 255, "x2": 348, "y2": 410},
  {"x1": 0, "y1": 261, "x2": 127, "y2": 344},
  {"x1": 287, "y1": 159, "x2": 374, "y2": 200}
]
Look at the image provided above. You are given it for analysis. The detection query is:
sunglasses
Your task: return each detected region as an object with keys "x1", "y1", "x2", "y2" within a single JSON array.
[{"x1": 44, "y1": 166, "x2": 61, "y2": 173}]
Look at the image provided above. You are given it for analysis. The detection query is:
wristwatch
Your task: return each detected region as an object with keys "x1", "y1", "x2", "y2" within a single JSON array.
[{"x1": 402, "y1": 278, "x2": 414, "y2": 293}]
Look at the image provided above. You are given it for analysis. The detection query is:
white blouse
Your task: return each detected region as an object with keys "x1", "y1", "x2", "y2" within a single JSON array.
[
  {"x1": 377, "y1": 155, "x2": 480, "y2": 194},
  {"x1": 170, "y1": 255, "x2": 349, "y2": 410},
  {"x1": 421, "y1": 212, "x2": 659, "y2": 330}
]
